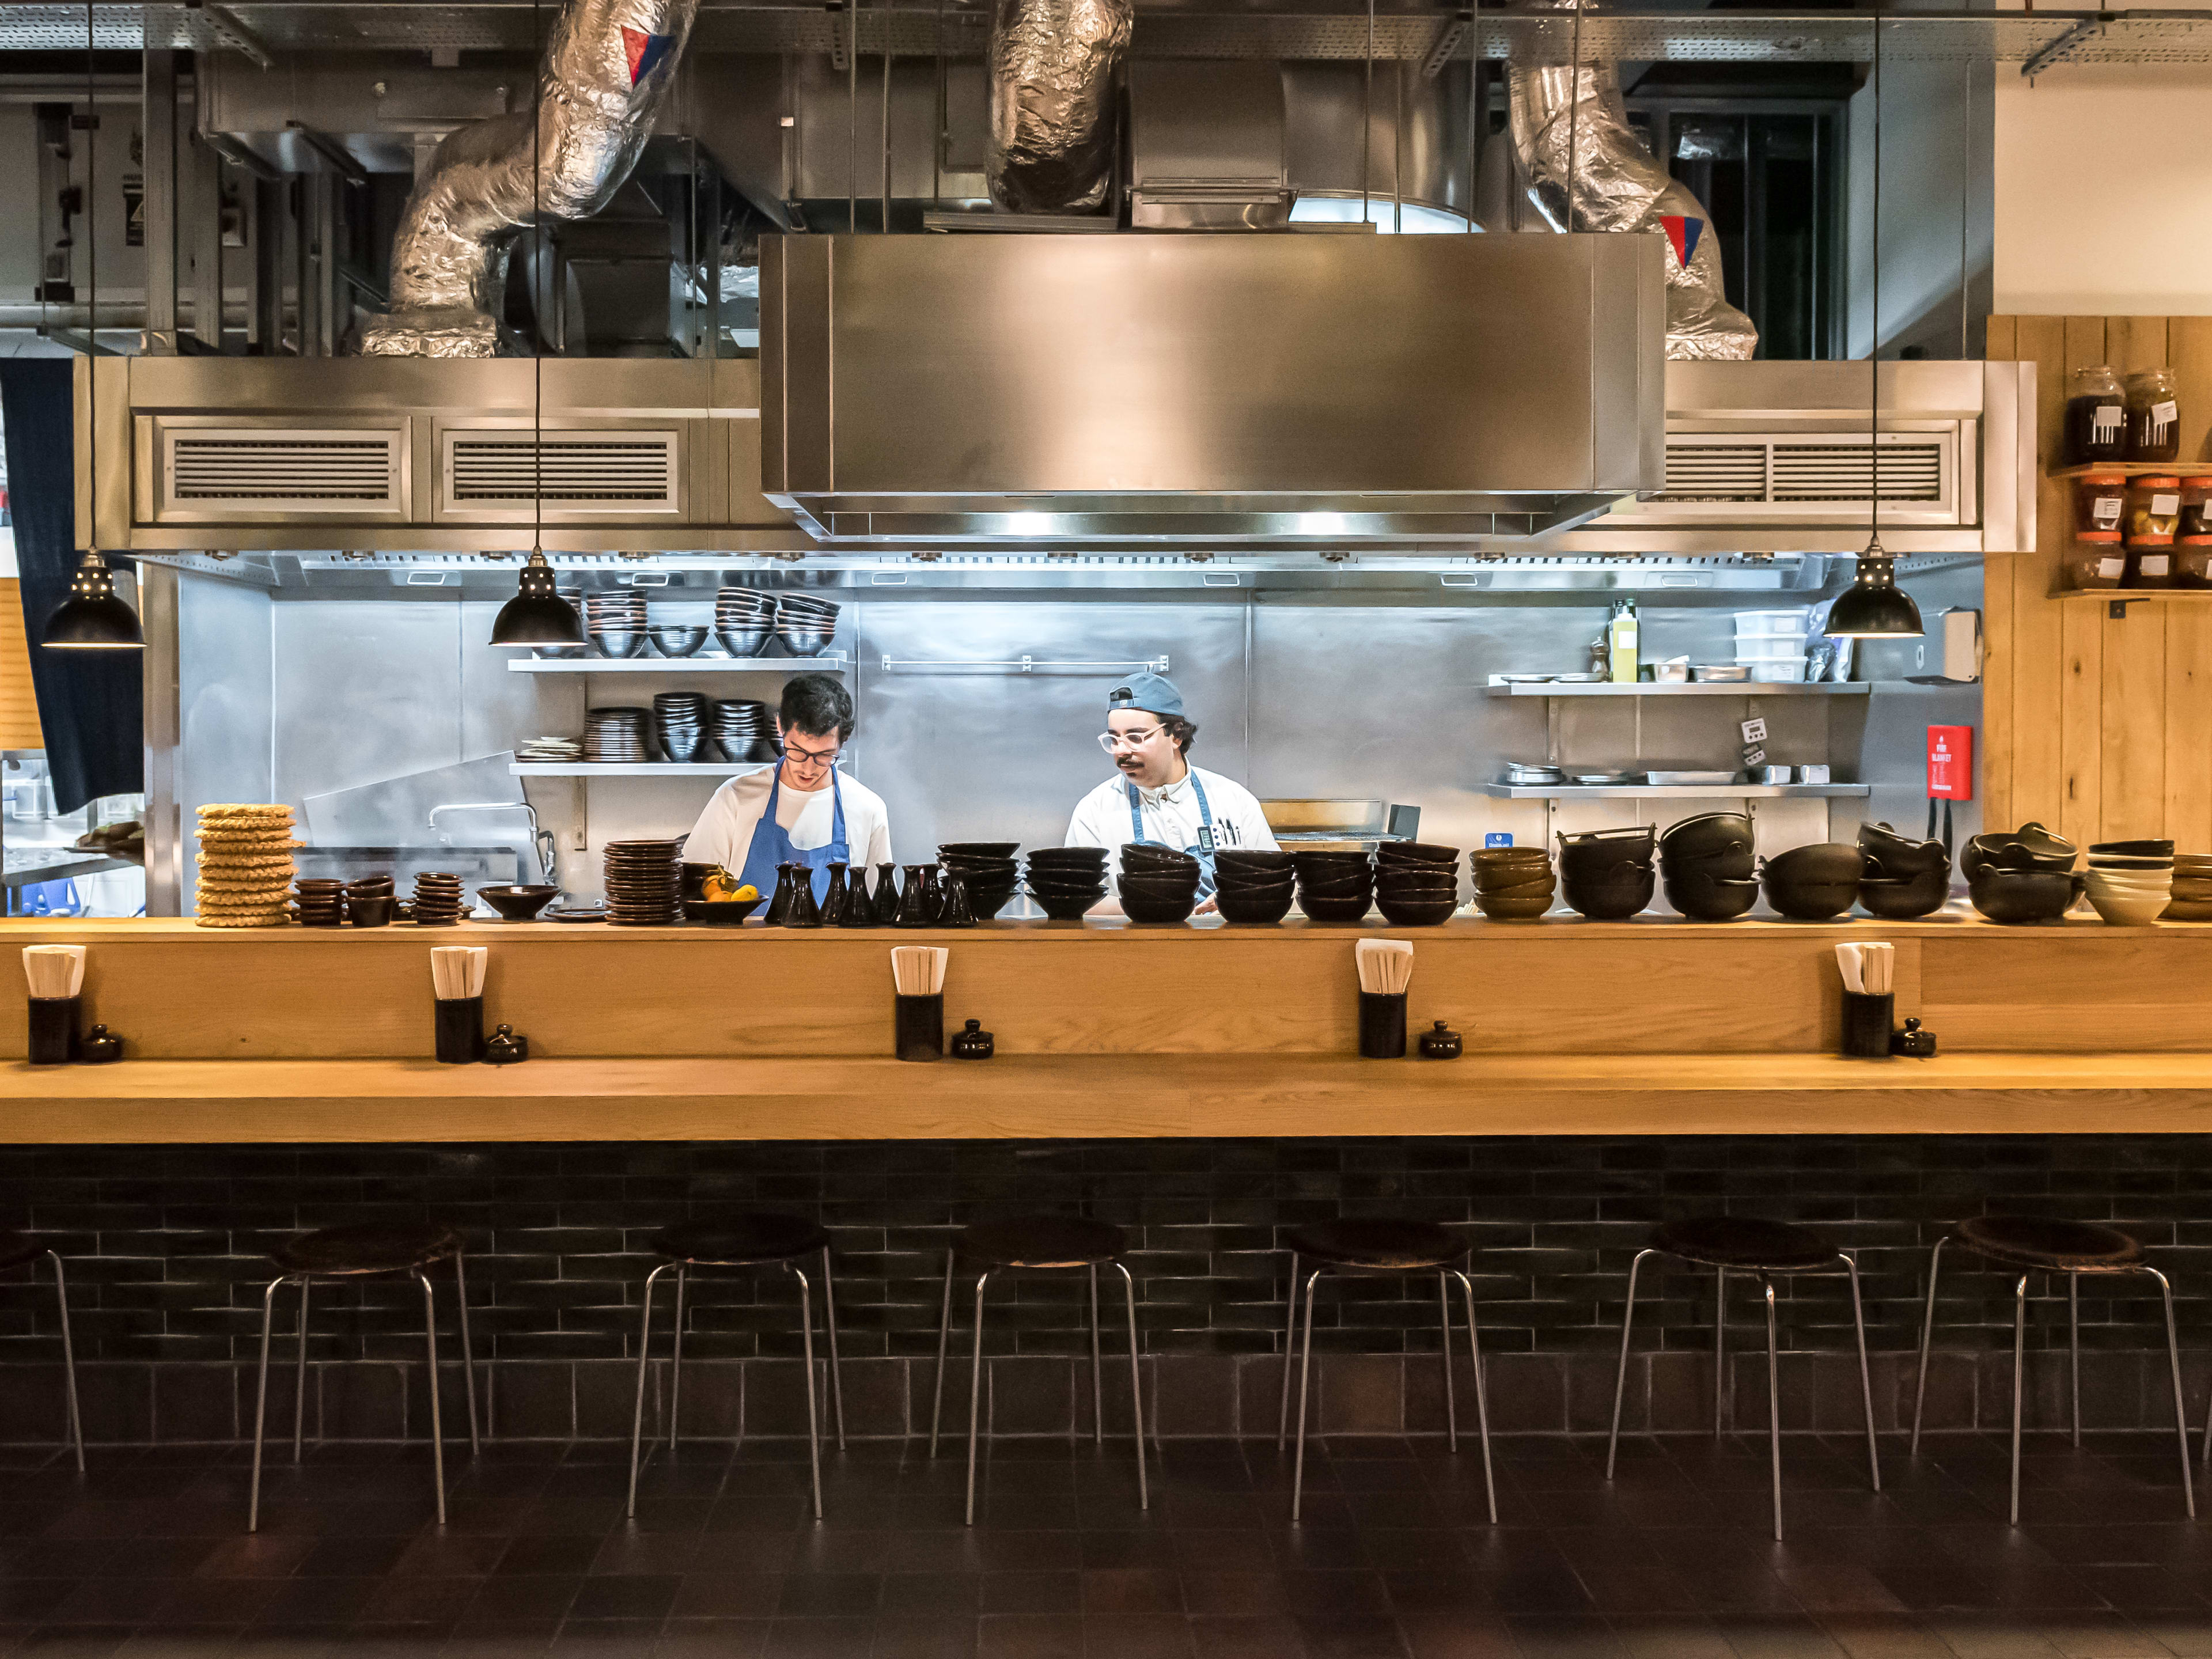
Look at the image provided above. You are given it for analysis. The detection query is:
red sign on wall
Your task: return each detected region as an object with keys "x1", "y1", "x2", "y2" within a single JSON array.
[{"x1": 1927, "y1": 725, "x2": 1974, "y2": 801}]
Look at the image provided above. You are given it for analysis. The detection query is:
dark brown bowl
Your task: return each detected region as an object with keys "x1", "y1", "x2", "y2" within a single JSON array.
[
  {"x1": 478, "y1": 884, "x2": 560, "y2": 922},
  {"x1": 1857, "y1": 873, "x2": 1949, "y2": 919},
  {"x1": 1968, "y1": 868, "x2": 2082, "y2": 924},
  {"x1": 1122, "y1": 891, "x2": 1198, "y2": 925},
  {"x1": 1120, "y1": 874, "x2": 1202, "y2": 904},
  {"x1": 1216, "y1": 888, "x2": 1297, "y2": 925},
  {"x1": 1027, "y1": 875, "x2": 1112, "y2": 897},
  {"x1": 1122, "y1": 847, "x2": 1199, "y2": 875},
  {"x1": 1296, "y1": 877, "x2": 1376, "y2": 900},
  {"x1": 1297, "y1": 893, "x2": 1373, "y2": 923},
  {"x1": 1760, "y1": 865, "x2": 1858, "y2": 922},
  {"x1": 1560, "y1": 865, "x2": 1654, "y2": 921},
  {"x1": 1374, "y1": 894, "x2": 1459, "y2": 926},
  {"x1": 1028, "y1": 849, "x2": 1110, "y2": 869},
  {"x1": 1375, "y1": 841, "x2": 1460, "y2": 866},
  {"x1": 683, "y1": 896, "x2": 764, "y2": 926},
  {"x1": 1660, "y1": 812, "x2": 1755, "y2": 862},
  {"x1": 1035, "y1": 888, "x2": 1105, "y2": 921},
  {"x1": 2092, "y1": 839, "x2": 2175, "y2": 858},
  {"x1": 1215, "y1": 873, "x2": 1296, "y2": 897},
  {"x1": 1474, "y1": 891, "x2": 1553, "y2": 921},
  {"x1": 940, "y1": 842, "x2": 1020, "y2": 858}
]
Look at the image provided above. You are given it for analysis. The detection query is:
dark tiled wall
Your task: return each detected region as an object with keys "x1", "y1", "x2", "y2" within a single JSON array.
[{"x1": 1, "y1": 1135, "x2": 2207, "y2": 1441}]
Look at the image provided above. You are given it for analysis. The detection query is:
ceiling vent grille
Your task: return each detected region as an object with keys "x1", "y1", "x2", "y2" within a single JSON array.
[
  {"x1": 1638, "y1": 431, "x2": 1960, "y2": 524},
  {"x1": 440, "y1": 430, "x2": 682, "y2": 518},
  {"x1": 157, "y1": 427, "x2": 406, "y2": 519}
]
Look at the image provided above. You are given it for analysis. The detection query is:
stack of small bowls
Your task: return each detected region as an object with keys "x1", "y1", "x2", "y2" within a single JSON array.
[
  {"x1": 647, "y1": 612, "x2": 708, "y2": 658},
  {"x1": 2168, "y1": 853, "x2": 2212, "y2": 921},
  {"x1": 940, "y1": 842, "x2": 1020, "y2": 919},
  {"x1": 1293, "y1": 850, "x2": 1374, "y2": 923},
  {"x1": 2085, "y1": 839, "x2": 2173, "y2": 926},
  {"x1": 777, "y1": 595, "x2": 840, "y2": 657},
  {"x1": 346, "y1": 875, "x2": 393, "y2": 927},
  {"x1": 1025, "y1": 847, "x2": 1109, "y2": 919},
  {"x1": 1120, "y1": 844, "x2": 1202, "y2": 924},
  {"x1": 603, "y1": 839, "x2": 684, "y2": 926},
  {"x1": 293, "y1": 878, "x2": 345, "y2": 927},
  {"x1": 1471, "y1": 847, "x2": 1554, "y2": 920},
  {"x1": 411, "y1": 871, "x2": 465, "y2": 926},
  {"x1": 1759, "y1": 843, "x2": 1864, "y2": 921},
  {"x1": 1963, "y1": 823, "x2": 2081, "y2": 924},
  {"x1": 654, "y1": 692, "x2": 709, "y2": 763},
  {"x1": 585, "y1": 590, "x2": 648, "y2": 658},
  {"x1": 585, "y1": 707, "x2": 652, "y2": 763},
  {"x1": 711, "y1": 699, "x2": 778, "y2": 764},
  {"x1": 716, "y1": 589, "x2": 776, "y2": 657},
  {"x1": 1658, "y1": 813, "x2": 1759, "y2": 921},
  {"x1": 1856, "y1": 821, "x2": 1952, "y2": 919},
  {"x1": 1373, "y1": 842, "x2": 1461, "y2": 925},
  {"x1": 1557, "y1": 828, "x2": 1656, "y2": 921},
  {"x1": 1214, "y1": 849, "x2": 1296, "y2": 924}
]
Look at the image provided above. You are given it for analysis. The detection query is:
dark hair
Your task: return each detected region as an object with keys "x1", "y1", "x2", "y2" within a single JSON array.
[
  {"x1": 781, "y1": 672, "x2": 854, "y2": 743},
  {"x1": 1163, "y1": 715, "x2": 1197, "y2": 755}
]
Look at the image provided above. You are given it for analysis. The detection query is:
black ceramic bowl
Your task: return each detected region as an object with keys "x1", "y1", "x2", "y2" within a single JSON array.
[
  {"x1": 478, "y1": 884, "x2": 560, "y2": 921},
  {"x1": 1662, "y1": 873, "x2": 1760, "y2": 922},
  {"x1": 1122, "y1": 848, "x2": 1200, "y2": 877},
  {"x1": 1963, "y1": 823, "x2": 2076, "y2": 881},
  {"x1": 940, "y1": 842, "x2": 1020, "y2": 859},
  {"x1": 683, "y1": 896, "x2": 764, "y2": 926},
  {"x1": 1375, "y1": 841, "x2": 1460, "y2": 866},
  {"x1": 1766, "y1": 842, "x2": 1865, "y2": 887},
  {"x1": 1661, "y1": 812, "x2": 1754, "y2": 862},
  {"x1": 2092, "y1": 839, "x2": 2175, "y2": 858},
  {"x1": 1028, "y1": 868, "x2": 1112, "y2": 891},
  {"x1": 1297, "y1": 893, "x2": 1373, "y2": 923},
  {"x1": 1561, "y1": 865, "x2": 1655, "y2": 921},
  {"x1": 1034, "y1": 889, "x2": 1104, "y2": 921},
  {"x1": 1217, "y1": 849, "x2": 1296, "y2": 871},
  {"x1": 1029, "y1": 847, "x2": 1110, "y2": 865},
  {"x1": 1760, "y1": 862, "x2": 1860, "y2": 922},
  {"x1": 1661, "y1": 846, "x2": 1757, "y2": 884},
  {"x1": 1122, "y1": 891, "x2": 1198, "y2": 925},
  {"x1": 1375, "y1": 870, "x2": 1458, "y2": 892},
  {"x1": 1296, "y1": 876, "x2": 1376, "y2": 901},
  {"x1": 1374, "y1": 894, "x2": 1459, "y2": 926},
  {"x1": 1120, "y1": 874, "x2": 1202, "y2": 907},
  {"x1": 1291, "y1": 851, "x2": 1374, "y2": 876},
  {"x1": 1217, "y1": 888, "x2": 1297, "y2": 925},
  {"x1": 1968, "y1": 868, "x2": 2083, "y2": 925},
  {"x1": 1216, "y1": 873, "x2": 1296, "y2": 898},
  {"x1": 1857, "y1": 872, "x2": 1949, "y2": 919},
  {"x1": 1858, "y1": 822, "x2": 1949, "y2": 877},
  {"x1": 1558, "y1": 827, "x2": 1657, "y2": 865},
  {"x1": 942, "y1": 858, "x2": 1019, "y2": 882}
]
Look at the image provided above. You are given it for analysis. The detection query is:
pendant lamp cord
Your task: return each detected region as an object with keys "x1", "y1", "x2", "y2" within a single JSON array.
[
  {"x1": 1868, "y1": 14, "x2": 1881, "y2": 550},
  {"x1": 533, "y1": 0, "x2": 543, "y2": 560},
  {"x1": 1565, "y1": 0, "x2": 1584, "y2": 230},
  {"x1": 84, "y1": 0, "x2": 95, "y2": 556}
]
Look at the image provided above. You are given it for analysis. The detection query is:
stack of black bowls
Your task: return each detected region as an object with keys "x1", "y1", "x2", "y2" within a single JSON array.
[
  {"x1": 1294, "y1": 850, "x2": 1374, "y2": 923},
  {"x1": 1857, "y1": 821, "x2": 1952, "y2": 918},
  {"x1": 1120, "y1": 845, "x2": 1202, "y2": 923},
  {"x1": 938, "y1": 842, "x2": 1020, "y2": 920},
  {"x1": 1963, "y1": 821, "x2": 2081, "y2": 923},
  {"x1": 1658, "y1": 813, "x2": 1760, "y2": 921},
  {"x1": 1759, "y1": 843, "x2": 1865, "y2": 921},
  {"x1": 1214, "y1": 849, "x2": 1297, "y2": 924},
  {"x1": 1556, "y1": 828, "x2": 1656, "y2": 921},
  {"x1": 1025, "y1": 848, "x2": 1109, "y2": 919},
  {"x1": 1373, "y1": 842, "x2": 1461, "y2": 925}
]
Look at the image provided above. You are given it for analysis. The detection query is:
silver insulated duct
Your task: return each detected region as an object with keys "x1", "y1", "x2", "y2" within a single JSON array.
[
  {"x1": 988, "y1": 0, "x2": 1130, "y2": 214},
  {"x1": 1508, "y1": 8, "x2": 1757, "y2": 361},
  {"x1": 358, "y1": 0, "x2": 700, "y2": 357}
]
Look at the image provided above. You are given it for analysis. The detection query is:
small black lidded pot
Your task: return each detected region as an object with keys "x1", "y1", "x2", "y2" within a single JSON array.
[
  {"x1": 1418, "y1": 1020, "x2": 1463, "y2": 1060},
  {"x1": 1358, "y1": 991, "x2": 1407, "y2": 1059},
  {"x1": 435, "y1": 995, "x2": 487, "y2": 1064},
  {"x1": 895, "y1": 993, "x2": 945, "y2": 1061},
  {"x1": 950, "y1": 1018, "x2": 994, "y2": 1059},
  {"x1": 1839, "y1": 991, "x2": 1895, "y2": 1059},
  {"x1": 26, "y1": 996, "x2": 77, "y2": 1065}
]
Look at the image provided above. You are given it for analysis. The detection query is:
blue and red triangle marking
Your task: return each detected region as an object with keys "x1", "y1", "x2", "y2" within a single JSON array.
[
  {"x1": 1659, "y1": 214, "x2": 1703, "y2": 270},
  {"x1": 622, "y1": 25, "x2": 676, "y2": 86}
]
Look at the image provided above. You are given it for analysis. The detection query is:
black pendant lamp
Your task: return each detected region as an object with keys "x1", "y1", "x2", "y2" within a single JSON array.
[
  {"x1": 1826, "y1": 17, "x2": 1921, "y2": 643},
  {"x1": 43, "y1": 1, "x2": 142, "y2": 652}
]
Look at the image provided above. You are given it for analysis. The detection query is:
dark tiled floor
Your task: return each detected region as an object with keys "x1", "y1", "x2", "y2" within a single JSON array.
[{"x1": 2, "y1": 1430, "x2": 2210, "y2": 1659}]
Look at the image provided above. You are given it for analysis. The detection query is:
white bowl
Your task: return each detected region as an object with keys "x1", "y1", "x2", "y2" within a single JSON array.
[{"x1": 2085, "y1": 873, "x2": 2172, "y2": 925}]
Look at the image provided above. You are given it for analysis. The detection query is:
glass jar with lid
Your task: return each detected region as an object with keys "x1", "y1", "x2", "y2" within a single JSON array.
[
  {"x1": 2071, "y1": 471, "x2": 2128, "y2": 539},
  {"x1": 2064, "y1": 533, "x2": 2129, "y2": 591},
  {"x1": 2126, "y1": 367, "x2": 2181, "y2": 463},
  {"x1": 2178, "y1": 476, "x2": 2212, "y2": 587},
  {"x1": 2064, "y1": 366, "x2": 2127, "y2": 465},
  {"x1": 2127, "y1": 475, "x2": 2181, "y2": 586}
]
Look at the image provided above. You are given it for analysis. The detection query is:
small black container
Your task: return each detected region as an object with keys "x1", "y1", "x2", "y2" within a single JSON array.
[
  {"x1": 1418, "y1": 1020, "x2": 1462, "y2": 1059},
  {"x1": 435, "y1": 995, "x2": 486, "y2": 1064},
  {"x1": 895, "y1": 993, "x2": 945, "y2": 1061},
  {"x1": 26, "y1": 996, "x2": 76, "y2": 1065},
  {"x1": 1358, "y1": 991, "x2": 1407, "y2": 1059},
  {"x1": 1840, "y1": 991, "x2": 1895, "y2": 1059}
]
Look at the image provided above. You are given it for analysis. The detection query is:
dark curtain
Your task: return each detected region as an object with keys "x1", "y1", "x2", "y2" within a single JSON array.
[{"x1": 1, "y1": 359, "x2": 142, "y2": 815}]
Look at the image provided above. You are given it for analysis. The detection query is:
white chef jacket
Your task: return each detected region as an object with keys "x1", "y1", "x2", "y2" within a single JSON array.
[
  {"x1": 1065, "y1": 765, "x2": 1279, "y2": 858},
  {"x1": 681, "y1": 766, "x2": 895, "y2": 874}
]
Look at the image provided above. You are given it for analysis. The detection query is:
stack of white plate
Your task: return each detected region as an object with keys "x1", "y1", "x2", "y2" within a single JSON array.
[
  {"x1": 777, "y1": 594, "x2": 840, "y2": 657},
  {"x1": 517, "y1": 736, "x2": 583, "y2": 762},
  {"x1": 716, "y1": 588, "x2": 776, "y2": 657}
]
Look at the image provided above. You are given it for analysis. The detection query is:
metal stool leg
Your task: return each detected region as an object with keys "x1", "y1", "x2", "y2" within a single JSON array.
[
  {"x1": 454, "y1": 1248, "x2": 482, "y2": 1454},
  {"x1": 963, "y1": 1271, "x2": 991, "y2": 1527},
  {"x1": 821, "y1": 1245, "x2": 847, "y2": 1453},
  {"x1": 1290, "y1": 1267, "x2": 1323, "y2": 1523},
  {"x1": 293, "y1": 1278, "x2": 310, "y2": 1463},
  {"x1": 1115, "y1": 1260, "x2": 1147, "y2": 1510},
  {"x1": 1438, "y1": 1272, "x2": 1456, "y2": 1452},
  {"x1": 928, "y1": 1248, "x2": 955, "y2": 1457},
  {"x1": 1762, "y1": 1277, "x2": 1783, "y2": 1543},
  {"x1": 1841, "y1": 1253, "x2": 1881, "y2": 1493},
  {"x1": 2008, "y1": 1271, "x2": 2028, "y2": 1526},
  {"x1": 668, "y1": 1265, "x2": 688, "y2": 1456},
  {"x1": 2145, "y1": 1266, "x2": 2196, "y2": 1519},
  {"x1": 44, "y1": 1252, "x2": 82, "y2": 1472},
  {"x1": 1910, "y1": 1237, "x2": 1948, "y2": 1455},
  {"x1": 1089, "y1": 1265, "x2": 1104, "y2": 1446},
  {"x1": 417, "y1": 1271, "x2": 446, "y2": 1527},
  {"x1": 1713, "y1": 1266, "x2": 1728, "y2": 1437},
  {"x1": 247, "y1": 1274, "x2": 287, "y2": 1533},
  {"x1": 1276, "y1": 1250, "x2": 1300, "y2": 1449},
  {"x1": 626, "y1": 1262, "x2": 673, "y2": 1520},
  {"x1": 1451, "y1": 1270, "x2": 1497, "y2": 1525},
  {"x1": 2068, "y1": 1274, "x2": 2081, "y2": 1449},
  {"x1": 792, "y1": 1264, "x2": 823, "y2": 1522},
  {"x1": 1607, "y1": 1248, "x2": 1655, "y2": 1480}
]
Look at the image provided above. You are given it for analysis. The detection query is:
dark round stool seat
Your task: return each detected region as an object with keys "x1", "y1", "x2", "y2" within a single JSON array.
[
  {"x1": 654, "y1": 1214, "x2": 830, "y2": 1266},
  {"x1": 959, "y1": 1215, "x2": 1124, "y2": 1270},
  {"x1": 1652, "y1": 1216, "x2": 1839, "y2": 1274},
  {"x1": 1950, "y1": 1215, "x2": 2142, "y2": 1274},
  {"x1": 0, "y1": 1229, "x2": 40, "y2": 1272},
  {"x1": 1284, "y1": 1218, "x2": 1464, "y2": 1271},
  {"x1": 272, "y1": 1222, "x2": 462, "y2": 1278}
]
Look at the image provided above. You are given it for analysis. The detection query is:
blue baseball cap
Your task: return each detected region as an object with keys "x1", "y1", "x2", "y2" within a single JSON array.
[{"x1": 1107, "y1": 671, "x2": 1184, "y2": 721}]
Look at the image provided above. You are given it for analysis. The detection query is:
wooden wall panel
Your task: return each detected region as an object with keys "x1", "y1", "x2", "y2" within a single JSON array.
[
  {"x1": 2010, "y1": 316, "x2": 2070, "y2": 832},
  {"x1": 0, "y1": 579, "x2": 45, "y2": 752},
  {"x1": 1982, "y1": 316, "x2": 2017, "y2": 833}
]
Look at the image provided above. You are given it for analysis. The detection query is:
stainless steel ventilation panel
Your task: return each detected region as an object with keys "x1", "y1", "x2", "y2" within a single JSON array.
[
  {"x1": 156, "y1": 428, "x2": 408, "y2": 522},
  {"x1": 438, "y1": 431, "x2": 684, "y2": 519}
]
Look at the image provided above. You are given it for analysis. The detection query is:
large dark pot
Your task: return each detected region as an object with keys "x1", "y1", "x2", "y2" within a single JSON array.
[
  {"x1": 1857, "y1": 870, "x2": 1949, "y2": 919},
  {"x1": 1562, "y1": 862, "x2": 1656, "y2": 921},
  {"x1": 1662, "y1": 872, "x2": 1761, "y2": 921},
  {"x1": 1968, "y1": 868, "x2": 2084, "y2": 924},
  {"x1": 1857, "y1": 821, "x2": 1950, "y2": 880},
  {"x1": 1660, "y1": 812, "x2": 1754, "y2": 862},
  {"x1": 1760, "y1": 843, "x2": 1865, "y2": 921},
  {"x1": 1961, "y1": 822, "x2": 2076, "y2": 882}
]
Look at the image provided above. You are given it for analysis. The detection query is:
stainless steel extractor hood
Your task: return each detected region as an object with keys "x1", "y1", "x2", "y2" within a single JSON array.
[{"x1": 758, "y1": 230, "x2": 1667, "y2": 543}]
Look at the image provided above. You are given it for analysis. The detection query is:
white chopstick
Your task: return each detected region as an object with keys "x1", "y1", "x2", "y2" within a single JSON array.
[
  {"x1": 1355, "y1": 938, "x2": 1414, "y2": 995},
  {"x1": 22, "y1": 945, "x2": 84, "y2": 999},
  {"x1": 891, "y1": 946, "x2": 948, "y2": 997},
  {"x1": 430, "y1": 946, "x2": 488, "y2": 1000}
]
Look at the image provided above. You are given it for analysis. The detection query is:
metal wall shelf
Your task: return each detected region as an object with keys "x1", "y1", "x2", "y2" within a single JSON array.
[
  {"x1": 1485, "y1": 680, "x2": 1869, "y2": 698},
  {"x1": 509, "y1": 763, "x2": 772, "y2": 778},
  {"x1": 507, "y1": 656, "x2": 846, "y2": 675},
  {"x1": 1482, "y1": 783, "x2": 1871, "y2": 801}
]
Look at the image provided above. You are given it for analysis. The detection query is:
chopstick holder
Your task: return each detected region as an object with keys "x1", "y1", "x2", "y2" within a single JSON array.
[
  {"x1": 1355, "y1": 939, "x2": 1413, "y2": 1058},
  {"x1": 430, "y1": 946, "x2": 488, "y2": 1064},
  {"x1": 22, "y1": 946, "x2": 86, "y2": 1065},
  {"x1": 892, "y1": 946, "x2": 949, "y2": 1060},
  {"x1": 1837, "y1": 941, "x2": 1893, "y2": 1058}
]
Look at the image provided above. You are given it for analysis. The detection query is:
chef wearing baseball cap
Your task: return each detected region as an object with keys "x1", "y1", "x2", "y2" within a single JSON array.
[{"x1": 1064, "y1": 671, "x2": 1278, "y2": 911}]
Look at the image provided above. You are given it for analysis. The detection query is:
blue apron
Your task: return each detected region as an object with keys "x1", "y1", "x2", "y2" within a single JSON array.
[
  {"x1": 1127, "y1": 772, "x2": 1218, "y2": 898},
  {"x1": 738, "y1": 767, "x2": 850, "y2": 905}
]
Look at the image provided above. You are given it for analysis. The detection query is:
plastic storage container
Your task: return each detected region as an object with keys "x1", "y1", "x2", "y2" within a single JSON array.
[{"x1": 1732, "y1": 610, "x2": 1810, "y2": 637}]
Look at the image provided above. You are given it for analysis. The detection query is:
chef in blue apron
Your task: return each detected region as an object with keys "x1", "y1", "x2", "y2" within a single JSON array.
[
  {"x1": 683, "y1": 672, "x2": 895, "y2": 903},
  {"x1": 1063, "y1": 672, "x2": 1279, "y2": 913}
]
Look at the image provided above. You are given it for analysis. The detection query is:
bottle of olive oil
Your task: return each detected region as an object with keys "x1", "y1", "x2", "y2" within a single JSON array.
[{"x1": 1607, "y1": 599, "x2": 1640, "y2": 684}]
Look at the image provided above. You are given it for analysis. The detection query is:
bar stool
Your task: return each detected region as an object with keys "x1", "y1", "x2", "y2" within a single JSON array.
[
  {"x1": 248, "y1": 1222, "x2": 480, "y2": 1532},
  {"x1": 1911, "y1": 1215, "x2": 2192, "y2": 1524},
  {"x1": 1, "y1": 1230, "x2": 82, "y2": 1471},
  {"x1": 1279, "y1": 1218, "x2": 1496, "y2": 1524},
  {"x1": 1605, "y1": 1217, "x2": 1879, "y2": 1541},
  {"x1": 928, "y1": 1214, "x2": 1145, "y2": 1527},
  {"x1": 626, "y1": 1214, "x2": 845, "y2": 1521}
]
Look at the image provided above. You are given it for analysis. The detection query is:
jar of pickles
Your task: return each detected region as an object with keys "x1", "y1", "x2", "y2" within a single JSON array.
[
  {"x1": 2065, "y1": 366, "x2": 2128, "y2": 465},
  {"x1": 2179, "y1": 476, "x2": 2212, "y2": 588},
  {"x1": 2127, "y1": 368, "x2": 2181, "y2": 463},
  {"x1": 2127, "y1": 474, "x2": 2181, "y2": 587}
]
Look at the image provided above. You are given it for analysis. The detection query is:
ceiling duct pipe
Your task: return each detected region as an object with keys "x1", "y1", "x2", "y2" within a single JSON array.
[
  {"x1": 1506, "y1": 2, "x2": 1756, "y2": 361},
  {"x1": 358, "y1": 0, "x2": 699, "y2": 357},
  {"x1": 988, "y1": 0, "x2": 1130, "y2": 214}
]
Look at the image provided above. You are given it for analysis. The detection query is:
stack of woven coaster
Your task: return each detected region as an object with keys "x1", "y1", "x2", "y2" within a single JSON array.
[{"x1": 194, "y1": 805, "x2": 299, "y2": 928}]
